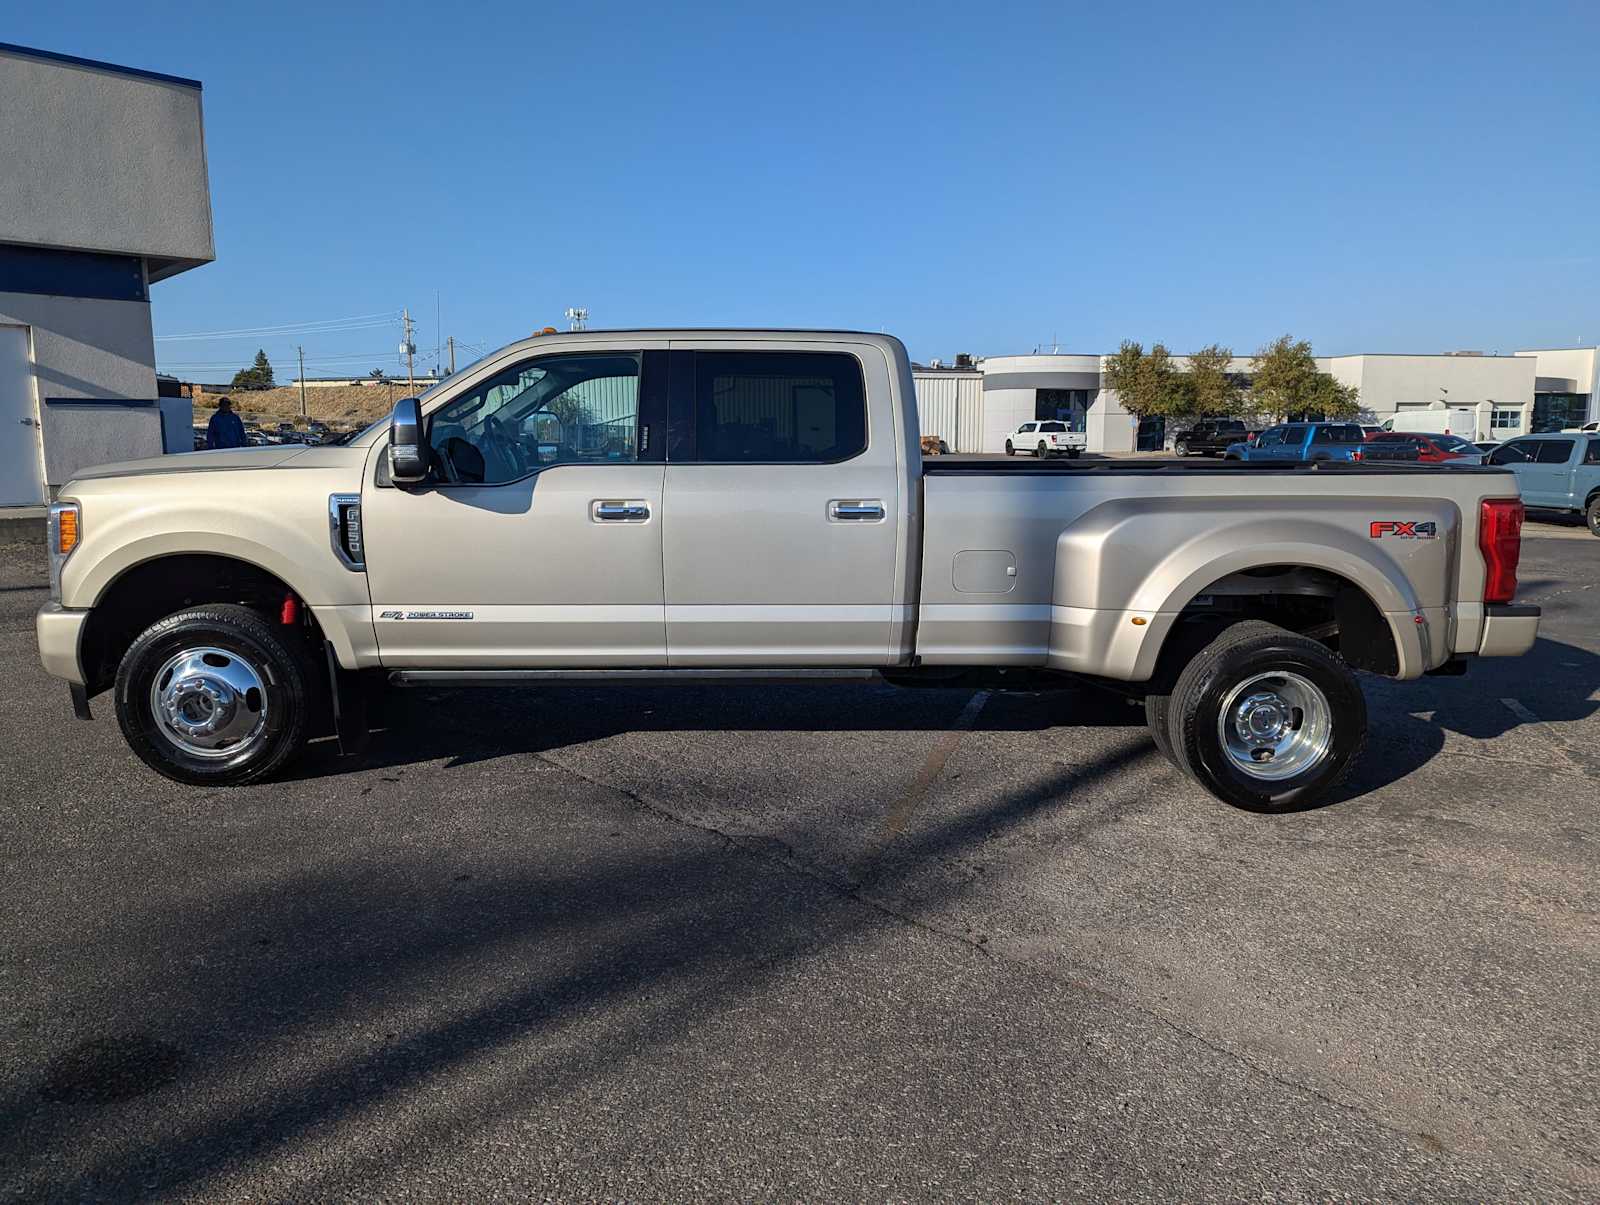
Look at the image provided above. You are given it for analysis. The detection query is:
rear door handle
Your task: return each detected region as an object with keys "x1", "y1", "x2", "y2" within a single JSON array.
[
  {"x1": 828, "y1": 499, "x2": 885, "y2": 522},
  {"x1": 592, "y1": 499, "x2": 650, "y2": 522}
]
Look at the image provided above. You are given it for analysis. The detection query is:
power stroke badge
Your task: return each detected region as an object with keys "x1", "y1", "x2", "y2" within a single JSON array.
[{"x1": 379, "y1": 610, "x2": 475, "y2": 621}]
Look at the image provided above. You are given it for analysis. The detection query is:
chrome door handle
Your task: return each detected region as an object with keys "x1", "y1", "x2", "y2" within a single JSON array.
[
  {"x1": 592, "y1": 499, "x2": 650, "y2": 522},
  {"x1": 828, "y1": 499, "x2": 885, "y2": 521}
]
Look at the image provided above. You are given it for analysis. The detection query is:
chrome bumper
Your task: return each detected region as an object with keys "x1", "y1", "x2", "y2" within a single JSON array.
[
  {"x1": 1478, "y1": 603, "x2": 1540, "y2": 658},
  {"x1": 36, "y1": 602, "x2": 89, "y2": 686}
]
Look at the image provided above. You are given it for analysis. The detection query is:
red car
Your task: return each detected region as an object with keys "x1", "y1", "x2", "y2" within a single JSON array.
[{"x1": 1363, "y1": 431, "x2": 1484, "y2": 463}]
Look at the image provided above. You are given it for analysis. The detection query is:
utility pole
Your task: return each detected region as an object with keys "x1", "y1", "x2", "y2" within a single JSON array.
[
  {"x1": 447, "y1": 335, "x2": 455, "y2": 375},
  {"x1": 401, "y1": 308, "x2": 416, "y2": 393},
  {"x1": 297, "y1": 346, "x2": 307, "y2": 418}
]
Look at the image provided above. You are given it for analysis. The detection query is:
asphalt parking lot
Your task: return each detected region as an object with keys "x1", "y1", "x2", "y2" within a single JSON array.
[{"x1": 2, "y1": 522, "x2": 1597, "y2": 1200}]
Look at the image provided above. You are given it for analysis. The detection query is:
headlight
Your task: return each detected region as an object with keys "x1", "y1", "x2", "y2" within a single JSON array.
[{"x1": 47, "y1": 500, "x2": 80, "y2": 602}]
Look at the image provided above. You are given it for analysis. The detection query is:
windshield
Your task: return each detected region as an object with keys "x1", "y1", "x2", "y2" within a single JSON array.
[{"x1": 1431, "y1": 434, "x2": 1478, "y2": 453}]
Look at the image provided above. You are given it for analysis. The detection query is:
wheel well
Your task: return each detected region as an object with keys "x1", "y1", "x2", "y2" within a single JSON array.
[
  {"x1": 80, "y1": 554, "x2": 325, "y2": 696},
  {"x1": 1158, "y1": 565, "x2": 1399, "y2": 678},
  {"x1": 1585, "y1": 487, "x2": 1600, "y2": 510}
]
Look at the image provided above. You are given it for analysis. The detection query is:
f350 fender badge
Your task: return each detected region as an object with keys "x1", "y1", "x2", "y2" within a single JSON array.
[
  {"x1": 379, "y1": 610, "x2": 474, "y2": 620},
  {"x1": 1369, "y1": 521, "x2": 1437, "y2": 539}
]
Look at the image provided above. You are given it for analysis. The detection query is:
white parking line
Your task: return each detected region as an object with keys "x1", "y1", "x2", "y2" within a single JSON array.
[{"x1": 1500, "y1": 698, "x2": 1584, "y2": 770}]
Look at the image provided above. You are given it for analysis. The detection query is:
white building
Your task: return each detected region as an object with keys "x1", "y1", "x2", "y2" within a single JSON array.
[
  {"x1": 0, "y1": 42, "x2": 213, "y2": 507},
  {"x1": 914, "y1": 345, "x2": 1599, "y2": 454}
]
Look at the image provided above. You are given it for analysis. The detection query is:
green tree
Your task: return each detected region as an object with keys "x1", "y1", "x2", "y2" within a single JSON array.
[
  {"x1": 1102, "y1": 340, "x2": 1189, "y2": 418},
  {"x1": 1185, "y1": 344, "x2": 1244, "y2": 416},
  {"x1": 1249, "y1": 335, "x2": 1359, "y2": 419},
  {"x1": 230, "y1": 348, "x2": 275, "y2": 391}
]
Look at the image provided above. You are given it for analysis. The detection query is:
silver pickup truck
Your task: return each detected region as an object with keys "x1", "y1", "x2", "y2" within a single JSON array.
[{"x1": 36, "y1": 330, "x2": 1540, "y2": 811}]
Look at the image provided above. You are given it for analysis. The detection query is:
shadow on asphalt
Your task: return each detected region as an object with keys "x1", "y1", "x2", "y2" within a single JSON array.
[
  {"x1": 0, "y1": 696, "x2": 1161, "y2": 1199},
  {"x1": 4, "y1": 643, "x2": 1595, "y2": 1197}
]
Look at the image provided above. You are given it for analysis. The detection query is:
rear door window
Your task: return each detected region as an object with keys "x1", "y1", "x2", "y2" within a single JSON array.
[
  {"x1": 671, "y1": 350, "x2": 867, "y2": 464},
  {"x1": 1586, "y1": 438, "x2": 1600, "y2": 465},
  {"x1": 1534, "y1": 439, "x2": 1575, "y2": 465},
  {"x1": 1313, "y1": 424, "x2": 1363, "y2": 444},
  {"x1": 1039, "y1": 421, "x2": 1066, "y2": 432}
]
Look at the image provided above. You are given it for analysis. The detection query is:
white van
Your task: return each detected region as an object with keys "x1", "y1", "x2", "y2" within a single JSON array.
[{"x1": 1381, "y1": 406, "x2": 1480, "y2": 440}]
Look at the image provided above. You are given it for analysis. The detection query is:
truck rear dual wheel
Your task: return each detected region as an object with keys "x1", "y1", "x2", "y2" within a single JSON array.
[
  {"x1": 1146, "y1": 620, "x2": 1366, "y2": 812},
  {"x1": 114, "y1": 604, "x2": 314, "y2": 786}
]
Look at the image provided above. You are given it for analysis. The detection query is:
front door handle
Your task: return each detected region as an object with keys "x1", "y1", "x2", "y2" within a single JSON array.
[
  {"x1": 828, "y1": 499, "x2": 886, "y2": 522},
  {"x1": 592, "y1": 499, "x2": 650, "y2": 522}
]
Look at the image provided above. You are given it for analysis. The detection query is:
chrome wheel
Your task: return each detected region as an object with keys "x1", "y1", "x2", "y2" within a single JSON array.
[
  {"x1": 149, "y1": 646, "x2": 269, "y2": 759},
  {"x1": 1216, "y1": 671, "x2": 1332, "y2": 781}
]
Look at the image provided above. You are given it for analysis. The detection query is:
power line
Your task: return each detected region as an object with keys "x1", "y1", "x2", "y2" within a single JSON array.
[{"x1": 154, "y1": 312, "x2": 398, "y2": 341}]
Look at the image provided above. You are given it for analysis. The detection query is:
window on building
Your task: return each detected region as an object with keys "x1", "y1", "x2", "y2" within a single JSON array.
[
  {"x1": 675, "y1": 351, "x2": 867, "y2": 463},
  {"x1": 1491, "y1": 407, "x2": 1522, "y2": 433},
  {"x1": 1035, "y1": 388, "x2": 1091, "y2": 429},
  {"x1": 1533, "y1": 393, "x2": 1587, "y2": 433}
]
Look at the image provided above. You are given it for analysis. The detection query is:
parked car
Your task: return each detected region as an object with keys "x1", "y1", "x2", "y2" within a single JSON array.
[
  {"x1": 919, "y1": 435, "x2": 950, "y2": 456},
  {"x1": 1171, "y1": 419, "x2": 1248, "y2": 457},
  {"x1": 1381, "y1": 408, "x2": 1480, "y2": 438},
  {"x1": 1560, "y1": 420, "x2": 1600, "y2": 434},
  {"x1": 1487, "y1": 432, "x2": 1600, "y2": 535},
  {"x1": 1005, "y1": 420, "x2": 1085, "y2": 458},
  {"x1": 1223, "y1": 422, "x2": 1388, "y2": 462},
  {"x1": 37, "y1": 329, "x2": 1538, "y2": 813},
  {"x1": 1475, "y1": 440, "x2": 1501, "y2": 455},
  {"x1": 1364, "y1": 431, "x2": 1484, "y2": 464}
]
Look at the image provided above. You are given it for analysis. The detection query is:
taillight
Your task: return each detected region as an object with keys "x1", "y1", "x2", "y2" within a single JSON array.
[{"x1": 1479, "y1": 498, "x2": 1523, "y2": 604}]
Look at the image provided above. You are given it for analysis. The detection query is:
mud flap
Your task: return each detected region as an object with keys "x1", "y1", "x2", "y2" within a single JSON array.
[{"x1": 323, "y1": 642, "x2": 370, "y2": 757}]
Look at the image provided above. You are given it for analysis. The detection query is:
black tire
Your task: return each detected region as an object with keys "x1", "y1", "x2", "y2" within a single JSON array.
[
  {"x1": 1166, "y1": 620, "x2": 1366, "y2": 812},
  {"x1": 1005, "y1": 441, "x2": 1015, "y2": 456},
  {"x1": 114, "y1": 604, "x2": 315, "y2": 786},
  {"x1": 1035, "y1": 441, "x2": 1047, "y2": 458},
  {"x1": 1587, "y1": 496, "x2": 1600, "y2": 537},
  {"x1": 1174, "y1": 439, "x2": 1189, "y2": 457}
]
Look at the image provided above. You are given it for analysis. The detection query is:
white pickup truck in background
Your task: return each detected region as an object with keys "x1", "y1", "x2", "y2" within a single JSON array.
[
  {"x1": 1005, "y1": 420, "x2": 1086, "y2": 458},
  {"x1": 37, "y1": 330, "x2": 1539, "y2": 812}
]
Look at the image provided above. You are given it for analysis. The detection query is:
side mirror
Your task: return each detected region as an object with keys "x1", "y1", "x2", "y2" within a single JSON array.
[{"x1": 388, "y1": 397, "x2": 430, "y2": 483}]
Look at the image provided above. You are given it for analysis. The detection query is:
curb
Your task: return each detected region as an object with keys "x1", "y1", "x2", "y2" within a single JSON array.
[{"x1": 0, "y1": 514, "x2": 46, "y2": 545}]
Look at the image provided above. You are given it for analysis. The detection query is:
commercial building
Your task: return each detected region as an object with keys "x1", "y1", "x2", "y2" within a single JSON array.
[
  {"x1": 0, "y1": 42, "x2": 212, "y2": 508},
  {"x1": 915, "y1": 346, "x2": 1599, "y2": 454}
]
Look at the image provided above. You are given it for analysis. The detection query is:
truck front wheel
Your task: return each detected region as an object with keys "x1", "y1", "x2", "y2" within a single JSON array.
[
  {"x1": 113, "y1": 604, "x2": 314, "y2": 786},
  {"x1": 1159, "y1": 620, "x2": 1366, "y2": 812}
]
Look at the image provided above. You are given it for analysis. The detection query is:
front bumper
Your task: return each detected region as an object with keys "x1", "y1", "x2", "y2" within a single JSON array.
[
  {"x1": 36, "y1": 602, "x2": 89, "y2": 686},
  {"x1": 1478, "y1": 603, "x2": 1540, "y2": 658}
]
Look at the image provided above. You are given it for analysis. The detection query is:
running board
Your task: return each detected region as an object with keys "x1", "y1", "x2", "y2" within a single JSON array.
[{"x1": 388, "y1": 668, "x2": 883, "y2": 687}]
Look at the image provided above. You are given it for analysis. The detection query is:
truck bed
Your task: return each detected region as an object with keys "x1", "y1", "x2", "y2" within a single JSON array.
[
  {"x1": 922, "y1": 457, "x2": 1478, "y2": 475},
  {"x1": 913, "y1": 457, "x2": 1523, "y2": 681}
]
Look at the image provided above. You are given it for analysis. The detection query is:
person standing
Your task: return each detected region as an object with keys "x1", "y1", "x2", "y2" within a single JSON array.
[{"x1": 205, "y1": 396, "x2": 247, "y2": 449}]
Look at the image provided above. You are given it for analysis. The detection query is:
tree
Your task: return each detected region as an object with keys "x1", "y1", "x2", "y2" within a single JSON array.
[
  {"x1": 1249, "y1": 335, "x2": 1359, "y2": 419},
  {"x1": 230, "y1": 348, "x2": 275, "y2": 391},
  {"x1": 1185, "y1": 344, "x2": 1244, "y2": 416},
  {"x1": 1101, "y1": 341, "x2": 1188, "y2": 418}
]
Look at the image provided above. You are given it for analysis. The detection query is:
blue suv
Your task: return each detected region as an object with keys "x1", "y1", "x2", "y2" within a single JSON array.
[{"x1": 1224, "y1": 422, "x2": 1374, "y2": 463}]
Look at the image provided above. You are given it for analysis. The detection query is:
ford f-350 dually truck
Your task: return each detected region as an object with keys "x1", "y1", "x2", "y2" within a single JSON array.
[{"x1": 36, "y1": 330, "x2": 1540, "y2": 812}]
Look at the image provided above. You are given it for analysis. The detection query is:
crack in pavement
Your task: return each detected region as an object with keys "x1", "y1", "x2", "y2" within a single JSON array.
[{"x1": 529, "y1": 747, "x2": 1580, "y2": 1191}]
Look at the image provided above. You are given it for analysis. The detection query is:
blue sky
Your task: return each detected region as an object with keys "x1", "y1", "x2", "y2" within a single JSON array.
[{"x1": 9, "y1": 0, "x2": 1599, "y2": 377}]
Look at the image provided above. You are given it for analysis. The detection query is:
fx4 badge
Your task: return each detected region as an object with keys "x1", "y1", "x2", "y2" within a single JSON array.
[
  {"x1": 379, "y1": 610, "x2": 474, "y2": 621},
  {"x1": 1369, "y1": 521, "x2": 1437, "y2": 539}
]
